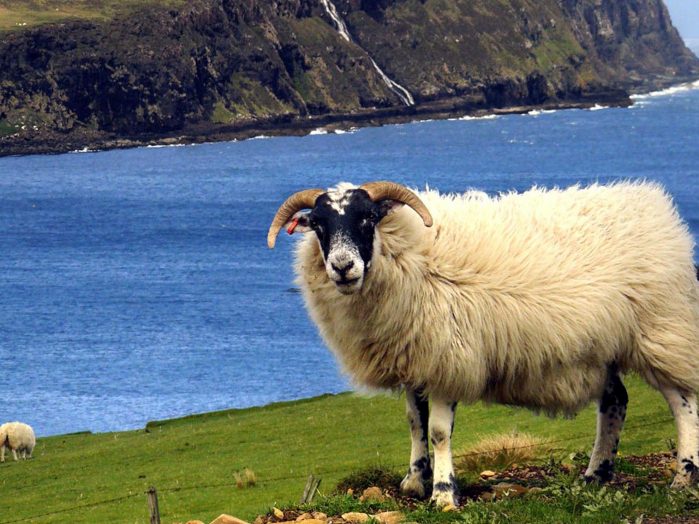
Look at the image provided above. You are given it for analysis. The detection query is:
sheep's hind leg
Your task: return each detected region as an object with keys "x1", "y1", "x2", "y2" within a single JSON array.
[
  {"x1": 429, "y1": 397, "x2": 458, "y2": 507},
  {"x1": 660, "y1": 386, "x2": 699, "y2": 488},
  {"x1": 400, "y1": 387, "x2": 432, "y2": 498},
  {"x1": 584, "y1": 366, "x2": 628, "y2": 483}
]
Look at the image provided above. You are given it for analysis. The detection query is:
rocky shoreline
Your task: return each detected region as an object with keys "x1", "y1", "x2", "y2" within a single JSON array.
[{"x1": 0, "y1": 88, "x2": 636, "y2": 157}]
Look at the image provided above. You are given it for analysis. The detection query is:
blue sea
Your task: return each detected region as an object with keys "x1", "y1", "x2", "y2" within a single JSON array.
[{"x1": 1, "y1": 79, "x2": 698, "y2": 437}]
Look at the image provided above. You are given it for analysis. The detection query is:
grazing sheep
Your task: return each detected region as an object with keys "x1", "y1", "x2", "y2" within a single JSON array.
[
  {"x1": 268, "y1": 181, "x2": 699, "y2": 506},
  {"x1": 0, "y1": 422, "x2": 36, "y2": 462}
]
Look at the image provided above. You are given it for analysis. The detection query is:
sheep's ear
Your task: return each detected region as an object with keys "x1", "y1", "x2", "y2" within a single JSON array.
[
  {"x1": 284, "y1": 210, "x2": 312, "y2": 235},
  {"x1": 378, "y1": 199, "x2": 404, "y2": 219}
]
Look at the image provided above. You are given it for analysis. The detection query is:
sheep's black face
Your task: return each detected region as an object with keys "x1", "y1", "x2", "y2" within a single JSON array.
[{"x1": 302, "y1": 188, "x2": 395, "y2": 294}]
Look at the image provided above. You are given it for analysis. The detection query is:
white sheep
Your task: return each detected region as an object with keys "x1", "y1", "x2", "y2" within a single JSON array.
[
  {"x1": 0, "y1": 422, "x2": 36, "y2": 462},
  {"x1": 268, "y1": 180, "x2": 699, "y2": 506}
]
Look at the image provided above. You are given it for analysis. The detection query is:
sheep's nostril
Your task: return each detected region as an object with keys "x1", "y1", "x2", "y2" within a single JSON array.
[{"x1": 331, "y1": 260, "x2": 354, "y2": 276}]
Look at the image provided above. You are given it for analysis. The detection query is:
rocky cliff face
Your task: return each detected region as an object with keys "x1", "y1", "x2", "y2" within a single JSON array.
[{"x1": 0, "y1": 0, "x2": 696, "y2": 155}]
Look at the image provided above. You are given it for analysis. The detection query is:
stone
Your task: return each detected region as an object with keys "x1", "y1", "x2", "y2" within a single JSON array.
[
  {"x1": 253, "y1": 517, "x2": 265, "y2": 524},
  {"x1": 277, "y1": 521, "x2": 325, "y2": 524},
  {"x1": 346, "y1": 488, "x2": 354, "y2": 496},
  {"x1": 359, "y1": 486, "x2": 385, "y2": 502},
  {"x1": 492, "y1": 482, "x2": 529, "y2": 498},
  {"x1": 186, "y1": 521, "x2": 205, "y2": 524},
  {"x1": 209, "y1": 515, "x2": 250, "y2": 524},
  {"x1": 527, "y1": 487, "x2": 545, "y2": 495},
  {"x1": 311, "y1": 513, "x2": 327, "y2": 520},
  {"x1": 441, "y1": 504, "x2": 458, "y2": 512},
  {"x1": 480, "y1": 470, "x2": 497, "y2": 478},
  {"x1": 295, "y1": 513, "x2": 313, "y2": 521},
  {"x1": 373, "y1": 511, "x2": 404, "y2": 524},
  {"x1": 341, "y1": 512, "x2": 370, "y2": 523},
  {"x1": 273, "y1": 508, "x2": 285, "y2": 520},
  {"x1": 479, "y1": 492, "x2": 495, "y2": 501}
]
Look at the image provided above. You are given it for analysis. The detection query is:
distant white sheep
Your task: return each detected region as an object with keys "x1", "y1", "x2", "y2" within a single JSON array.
[
  {"x1": 0, "y1": 422, "x2": 36, "y2": 462},
  {"x1": 268, "y1": 180, "x2": 699, "y2": 506}
]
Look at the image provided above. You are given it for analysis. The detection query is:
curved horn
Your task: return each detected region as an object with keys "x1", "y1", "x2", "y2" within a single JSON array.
[
  {"x1": 267, "y1": 188, "x2": 325, "y2": 248},
  {"x1": 360, "y1": 181, "x2": 433, "y2": 227}
]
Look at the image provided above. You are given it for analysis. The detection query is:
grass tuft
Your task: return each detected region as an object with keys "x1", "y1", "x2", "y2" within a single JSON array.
[
  {"x1": 335, "y1": 465, "x2": 403, "y2": 495},
  {"x1": 234, "y1": 468, "x2": 257, "y2": 489},
  {"x1": 454, "y1": 431, "x2": 552, "y2": 474}
]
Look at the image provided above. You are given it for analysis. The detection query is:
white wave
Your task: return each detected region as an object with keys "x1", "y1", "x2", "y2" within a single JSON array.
[
  {"x1": 589, "y1": 104, "x2": 608, "y2": 111},
  {"x1": 309, "y1": 128, "x2": 328, "y2": 135},
  {"x1": 145, "y1": 143, "x2": 187, "y2": 149},
  {"x1": 335, "y1": 128, "x2": 359, "y2": 134},
  {"x1": 69, "y1": 147, "x2": 97, "y2": 154},
  {"x1": 454, "y1": 114, "x2": 498, "y2": 121},
  {"x1": 631, "y1": 79, "x2": 699, "y2": 100},
  {"x1": 250, "y1": 134, "x2": 270, "y2": 140}
]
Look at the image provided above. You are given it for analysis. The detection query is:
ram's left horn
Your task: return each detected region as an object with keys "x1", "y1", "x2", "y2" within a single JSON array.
[
  {"x1": 360, "y1": 181, "x2": 433, "y2": 227},
  {"x1": 267, "y1": 188, "x2": 325, "y2": 248}
]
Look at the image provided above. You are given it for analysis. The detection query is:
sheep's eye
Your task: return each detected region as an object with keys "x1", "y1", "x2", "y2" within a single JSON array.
[
  {"x1": 360, "y1": 218, "x2": 373, "y2": 231},
  {"x1": 311, "y1": 220, "x2": 324, "y2": 234}
]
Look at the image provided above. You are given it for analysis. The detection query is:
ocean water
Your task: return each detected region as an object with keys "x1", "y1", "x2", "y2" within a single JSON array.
[{"x1": 1, "y1": 81, "x2": 698, "y2": 437}]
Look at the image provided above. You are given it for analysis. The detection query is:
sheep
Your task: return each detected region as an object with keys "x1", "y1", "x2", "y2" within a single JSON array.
[
  {"x1": 0, "y1": 422, "x2": 36, "y2": 462},
  {"x1": 267, "y1": 180, "x2": 699, "y2": 507}
]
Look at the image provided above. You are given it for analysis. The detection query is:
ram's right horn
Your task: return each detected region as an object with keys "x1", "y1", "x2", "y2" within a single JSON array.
[{"x1": 360, "y1": 181, "x2": 433, "y2": 227}]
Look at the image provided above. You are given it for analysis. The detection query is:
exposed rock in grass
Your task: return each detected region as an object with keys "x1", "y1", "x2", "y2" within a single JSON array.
[
  {"x1": 491, "y1": 482, "x2": 529, "y2": 498},
  {"x1": 359, "y1": 486, "x2": 385, "y2": 503},
  {"x1": 373, "y1": 511, "x2": 403, "y2": 524},
  {"x1": 340, "y1": 512, "x2": 370, "y2": 523},
  {"x1": 210, "y1": 515, "x2": 250, "y2": 524}
]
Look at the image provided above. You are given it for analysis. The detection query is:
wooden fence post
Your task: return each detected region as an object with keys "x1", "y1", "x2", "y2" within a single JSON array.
[
  {"x1": 147, "y1": 486, "x2": 161, "y2": 524},
  {"x1": 300, "y1": 475, "x2": 322, "y2": 504}
]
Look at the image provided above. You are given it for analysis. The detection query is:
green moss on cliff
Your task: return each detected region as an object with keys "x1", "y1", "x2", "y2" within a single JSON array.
[
  {"x1": 0, "y1": 118, "x2": 17, "y2": 137},
  {"x1": 0, "y1": 0, "x2": 186, "y2": 32},
  {"x1": 225, "y1": 74, "x2": 295, "y2": 119}
]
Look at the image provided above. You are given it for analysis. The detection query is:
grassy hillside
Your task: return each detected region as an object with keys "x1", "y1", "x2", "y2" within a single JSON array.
[
  {"x1": 0, "y1": 1, "x2": 186, "y2": 31},
  {"x1": 0, "y1": 374, "x2": 690, "y2": 523}
]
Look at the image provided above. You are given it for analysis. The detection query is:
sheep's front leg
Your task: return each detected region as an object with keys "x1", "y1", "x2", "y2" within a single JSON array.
[
  {"x1": 585, "y1": 367, "x2": 628, "y2": 482},
  {"x1": 429, "y1": 397, "x2": 458, "y2": 507},
  {"x1": 400, "y1": 387, "x2": 432, "y2": 498},
  {"x1": 660, "y1": 386, "x2": 699, "y2": 488}
]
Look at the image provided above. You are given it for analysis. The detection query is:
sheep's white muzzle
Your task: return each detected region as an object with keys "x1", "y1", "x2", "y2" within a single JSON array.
[{"x1": 326, "y1": 241, "x2": 365, "y2": 295}]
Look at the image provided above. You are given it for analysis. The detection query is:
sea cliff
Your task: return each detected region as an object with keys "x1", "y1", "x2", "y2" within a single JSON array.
[{"x1": 0, "y1": 0, "x2": 697, "y2": 156}]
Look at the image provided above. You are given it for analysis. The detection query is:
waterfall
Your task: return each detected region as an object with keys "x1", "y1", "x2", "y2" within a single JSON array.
[{"x1": 318, "y1": 0, "x2": 415, "y2": 106}]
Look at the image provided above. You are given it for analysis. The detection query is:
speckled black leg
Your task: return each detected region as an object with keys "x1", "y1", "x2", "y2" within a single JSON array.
[
  {"x1": 660, "y1": 386, "x2": 699, "y2": 488},
  {"x1": 400, "y1": 387, "x2": 432, "y2": 498},
  {"x1": 429, "y1": 397, "x2": 458, "y2": 507},
  {"x1": 585, "y1": 365, "x2": 627, "y2": 483}
]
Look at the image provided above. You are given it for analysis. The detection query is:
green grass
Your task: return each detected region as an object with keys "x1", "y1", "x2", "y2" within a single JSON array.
[
  {"x1": 0, "y1": 1, "x2": 186, "y2": 31},
  {"x1": 0, "y1": 374, "x2": 688, "y2": 523},
  {"x1": 0, "y1": 119, "x2": 18, "y2": 137}
]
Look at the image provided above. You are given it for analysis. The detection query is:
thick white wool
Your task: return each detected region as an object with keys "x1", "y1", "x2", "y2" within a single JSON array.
[{"x1": 295, "y1": 182, "x2": 699, "y2": 415}]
